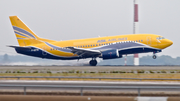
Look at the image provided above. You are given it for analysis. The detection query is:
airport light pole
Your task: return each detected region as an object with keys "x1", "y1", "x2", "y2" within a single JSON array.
[
  {"x1": 133, "y1": 0, "x2": 139, "y2": 66},
  {"x1": 124, "y1": 54, "x2": 127, "y2": 66}
]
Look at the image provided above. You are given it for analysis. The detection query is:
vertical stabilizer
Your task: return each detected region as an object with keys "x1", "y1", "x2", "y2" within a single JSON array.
[{"x1": 9, "y1": 16, "x2": 55, "y2": 46}]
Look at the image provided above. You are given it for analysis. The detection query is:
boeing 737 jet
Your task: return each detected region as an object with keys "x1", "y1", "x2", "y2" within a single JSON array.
[{"x1": 9, "y1": 16, "x2": 173, "y2": 66}]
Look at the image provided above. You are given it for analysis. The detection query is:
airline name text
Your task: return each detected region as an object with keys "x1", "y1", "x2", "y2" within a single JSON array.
[{"x1": 97, "y1": 37, "x2": 127, "y2": 43}]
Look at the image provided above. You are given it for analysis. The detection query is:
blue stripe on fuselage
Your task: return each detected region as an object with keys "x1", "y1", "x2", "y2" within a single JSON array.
[
  {"x1": 118, "y1": 47, "x2": 161, "y2": 54},
  {"x1": 91, "y1": 41, "x2": 147, "y2": 51},
  {"x1": 14, "y1": 45, "x2": 161, "y2": 60},
  {"x1": 15, "y1": 47, "x2": 80, "y2": 60},
  {"x1": 45, "y1": 42, "x2": 71, "y2": 53}
]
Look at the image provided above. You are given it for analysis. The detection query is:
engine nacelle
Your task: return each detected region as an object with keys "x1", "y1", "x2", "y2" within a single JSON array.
[{"x1": 101, "y1": 49, "x2": 122, "y2": 60}]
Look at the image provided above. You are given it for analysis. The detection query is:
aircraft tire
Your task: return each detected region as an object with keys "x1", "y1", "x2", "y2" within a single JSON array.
[
  {"x1": 153, "y1": 55, "x2": 157, "y2": 59},
  {"x1": 89, "y1": 60, "x2": 97, "y2": 66}
]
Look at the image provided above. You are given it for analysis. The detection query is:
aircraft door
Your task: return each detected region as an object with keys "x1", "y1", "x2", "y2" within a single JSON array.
[
  {"x1": 157, "y1": 39, "x2": 159, "y2": 46},
  {"x1": 42, "y1": 46, "x2": 47, "y2": 56},
  {"x1": 147, "y1": 37, "x2": 151, "y2": 45},
  {"x1": 156, "y1": 37, "x2": 161, "y2": 46}
]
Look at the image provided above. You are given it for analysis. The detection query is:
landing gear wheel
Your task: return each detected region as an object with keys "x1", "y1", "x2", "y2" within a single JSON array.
[
  {"x1": 153, "y1": 55, "x2": 157, "y2": 59},
  {"x1": 89, "y1": 60, "x2": 97, "y2": 66}
]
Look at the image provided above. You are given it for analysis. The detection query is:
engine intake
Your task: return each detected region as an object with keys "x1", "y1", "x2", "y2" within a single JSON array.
[{"x1": 101, "y1": 49, "x2": 122, "y2": 60}]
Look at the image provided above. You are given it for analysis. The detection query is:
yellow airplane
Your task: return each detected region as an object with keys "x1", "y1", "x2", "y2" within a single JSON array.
[{"x1": 9, "y1": 16, "x2": 173, "y2": 66}]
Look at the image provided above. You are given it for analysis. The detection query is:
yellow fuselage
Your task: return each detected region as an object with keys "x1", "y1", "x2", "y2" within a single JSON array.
[
  {"x1": 31, "y1": 34, "x2": 173, "y2": 57},
  {"x1": 9, "y1": 16, "x2": 173, "y2": 61}
]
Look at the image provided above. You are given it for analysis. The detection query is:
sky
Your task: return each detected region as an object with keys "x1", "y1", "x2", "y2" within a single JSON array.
[{"x1": 0, "y1": 0, "x2": 180, "y2": 58}]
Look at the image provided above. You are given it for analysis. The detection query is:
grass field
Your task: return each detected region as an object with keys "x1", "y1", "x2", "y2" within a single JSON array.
[{"x1": 0, "y1": 73, "x2": 180, "y2": 81}]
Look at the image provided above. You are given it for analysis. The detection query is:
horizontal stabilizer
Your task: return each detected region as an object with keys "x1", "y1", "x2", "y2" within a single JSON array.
[{"x1": 7, "y1": 45, "x2": 31, "y2": 50}]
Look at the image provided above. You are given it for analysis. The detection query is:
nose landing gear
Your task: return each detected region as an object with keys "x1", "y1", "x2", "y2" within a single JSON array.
[
  {"x1": 152, "y1": 52, "x2": 157, "y2": 59},
  {"x1": 89, "y1": 58, "x2": 97, "y2": 66},
  {"x1": 152, "y1": 50, "x2": 161, "y2": 59}
]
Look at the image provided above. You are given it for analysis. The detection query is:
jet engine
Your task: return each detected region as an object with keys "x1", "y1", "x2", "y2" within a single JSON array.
[{"x1": 100, "y1": 49, "x2": 122, "y2": 60}]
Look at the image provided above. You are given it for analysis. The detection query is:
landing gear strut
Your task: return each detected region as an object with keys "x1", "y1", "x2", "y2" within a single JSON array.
[{"x1": 89, "y1": 58, "x2": 97, "y2": 66}]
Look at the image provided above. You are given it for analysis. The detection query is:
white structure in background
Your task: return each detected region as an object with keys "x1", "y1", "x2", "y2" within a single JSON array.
[
  {"x1": 124, "y1": 55, "x2": 127, "y2": 66},
  {"x1": 134, "y1": 0, "x2": 139, "y2": 65}
]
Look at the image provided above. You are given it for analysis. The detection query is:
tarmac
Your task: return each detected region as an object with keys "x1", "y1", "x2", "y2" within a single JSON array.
[{"x1": 0, "y1": 66, "x2": 180, "y2": 71}]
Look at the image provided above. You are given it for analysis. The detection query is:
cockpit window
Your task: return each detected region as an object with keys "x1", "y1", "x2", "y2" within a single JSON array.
[{"x1": 156, "y1": 36, "x2": 165, "y2": 40}]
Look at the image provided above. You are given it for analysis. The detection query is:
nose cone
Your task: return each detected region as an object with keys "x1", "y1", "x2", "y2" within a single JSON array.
[
  {"x1": 167, "y1": 39, "x2": 173, "y2": 46},
  {"x1": 164, "y1": 39, "x2": 173, "y2": 47}
]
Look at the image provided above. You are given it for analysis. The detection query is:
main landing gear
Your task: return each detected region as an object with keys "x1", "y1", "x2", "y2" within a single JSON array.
[{"x1": 89, "y1": 58, "x2": 97, "y2": 66}]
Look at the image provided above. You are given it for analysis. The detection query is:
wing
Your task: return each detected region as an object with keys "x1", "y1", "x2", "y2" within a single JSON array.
[{"x1": 66, "y1": 47, "x2": 101, "y2": 58}]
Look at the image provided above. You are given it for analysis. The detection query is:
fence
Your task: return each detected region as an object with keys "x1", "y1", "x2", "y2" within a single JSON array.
[
  {"x1": 0, "y1": 76, "x2": 180, "y2": 81},
  {"x1": 0, "y1": 84, "x2": 180, "y2": 96}
]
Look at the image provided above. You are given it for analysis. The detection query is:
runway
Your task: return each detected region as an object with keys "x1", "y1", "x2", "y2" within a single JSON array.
[
  {"x1": 0, "y1": 80, "x2": 180, "y2": 94},
  {"x1": 0, "y1": 66, "x2": 180, "y2": 71},
  {"x1": 0, "y1": 66, "x2": 180, "y2": 96}
]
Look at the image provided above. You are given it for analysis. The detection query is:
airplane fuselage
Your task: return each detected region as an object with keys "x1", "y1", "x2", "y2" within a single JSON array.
[
  {"x1": 9, "y1": 16, "x2": 173, "y2": 66},
  {"x1": 15, "y1": 34, "x2": 172, "y2": 60}
]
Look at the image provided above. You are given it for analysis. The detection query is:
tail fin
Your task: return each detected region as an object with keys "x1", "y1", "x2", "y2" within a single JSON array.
[{"x1": 9, "y1": 16, "x2": 55, "y2": 46}]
